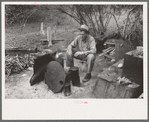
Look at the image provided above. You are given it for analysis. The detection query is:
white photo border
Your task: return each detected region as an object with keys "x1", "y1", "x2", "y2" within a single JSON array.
[{"x1": 2, "y1": 1, "x2": 148, "y2": 120}]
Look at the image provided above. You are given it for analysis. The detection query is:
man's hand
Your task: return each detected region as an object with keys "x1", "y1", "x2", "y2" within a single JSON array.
[
  {"x1": 74, "y1": 51, "x2": 85, "y2": 57},
  {"x1": 67, "y1": 46, "x2": 73, "y2": 56},
  {"x1": 84, "y1": 51, "x2": 90, "y2": 55}
]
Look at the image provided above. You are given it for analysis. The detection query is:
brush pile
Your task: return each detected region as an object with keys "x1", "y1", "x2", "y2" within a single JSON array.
[{"x1": 5, "y1": 54, "x2": 34, "y2": 77}]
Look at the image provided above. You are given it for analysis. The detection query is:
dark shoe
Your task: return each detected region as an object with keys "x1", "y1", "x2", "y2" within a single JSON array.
[
  {"x1": 82, "y1": 73, "x2": 91, "y2": 82},
  {"x1": 64, "y1": 85, "x2": 71, "y2": 96}
]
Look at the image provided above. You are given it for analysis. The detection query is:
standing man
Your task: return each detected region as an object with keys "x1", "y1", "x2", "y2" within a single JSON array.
[{"x1": 66, "y1": 24, "x2": 96, "y2": 82}]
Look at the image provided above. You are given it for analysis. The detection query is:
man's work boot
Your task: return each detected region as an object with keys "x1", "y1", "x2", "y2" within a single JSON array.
[
  {"x1": 64, "y1": 71, "x2": 71, "y2": 96},
  {"x1": 82, "y1": 73, "x2": 91, "y2": 82},
  {"x1": 64, "y1": 84, "x2": 71, "y2": 96}
]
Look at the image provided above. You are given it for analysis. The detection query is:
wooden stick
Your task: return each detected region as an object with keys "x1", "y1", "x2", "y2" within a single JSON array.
[
  {"x1": 105, "y1": 42, "x2": 115, "y2": 45},
  {"x1": 110, "y1": 49, "x2": 115, "y2": 55},
  {"x1": 99, "y1": 47, "x2": 115, "y2": 57},
  {"x1": 103, "y1": 47, "x2": 115, "y2": 53},
  {"x1": 103, "y1": 53, "x2": 115, "y2": 59},
  {"x1": 47, "y1": 27, "x2": 52, "y2": 47},
  {"x1": 40, "y1": 22, "x2": 45, "y2": 35}
]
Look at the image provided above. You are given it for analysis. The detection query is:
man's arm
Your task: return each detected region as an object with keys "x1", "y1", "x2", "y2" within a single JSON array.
[
  {"x1": 67, "y1": 36, "x2": 79, "y2": 56},
  {"x1": 84, "y1": 37, "x2": 96, "y2": 55},
  {"x1": 67, "y1": 36, "x2": 79, "y2": 50}
]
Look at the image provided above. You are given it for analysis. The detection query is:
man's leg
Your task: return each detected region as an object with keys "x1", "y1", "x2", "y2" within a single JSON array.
[
  {"x1": 86, "y1": 54, "x2": 96, "y2": 73},
  {"x1": 82, "y1": 54, "x2": 95, "y2": 82},
  {"x1": 66, "y1": 47, "x2": 80, "y2": 67},
  {"x1": 73, "y1": 53, "x2": 95, "y2": 72},
  {"x1": 66, "y1": 52, "x2": 74, "y2": 67}
]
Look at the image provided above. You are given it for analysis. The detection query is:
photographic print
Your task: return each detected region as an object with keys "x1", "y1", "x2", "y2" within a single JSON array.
[{"x1": 2, "y1": 1, "x2": 148, "y2": 120}]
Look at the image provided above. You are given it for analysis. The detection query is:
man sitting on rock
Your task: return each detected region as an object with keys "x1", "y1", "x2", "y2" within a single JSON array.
[{"x1": 66, "y1": 24, "x2": 96, "y2": 82}]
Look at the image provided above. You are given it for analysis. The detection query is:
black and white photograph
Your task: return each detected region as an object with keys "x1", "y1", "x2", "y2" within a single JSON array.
[{"x1": 2, "y1": 1, "x2": 148, "y2": 120}]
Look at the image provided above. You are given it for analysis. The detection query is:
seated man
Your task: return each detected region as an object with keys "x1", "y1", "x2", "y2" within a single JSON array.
[{"x1": 66, "y1": 24, "x2": 96, "y2": 82}]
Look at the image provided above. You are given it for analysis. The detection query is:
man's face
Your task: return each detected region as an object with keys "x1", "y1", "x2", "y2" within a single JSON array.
[{"x1": 80, "y1": 30, "x2": 87, "y2": 41}]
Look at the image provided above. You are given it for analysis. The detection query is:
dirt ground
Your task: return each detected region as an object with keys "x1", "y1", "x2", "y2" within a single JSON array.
[
  {"x1": 5, "y1": 14, "x2": 115, "y2": 99},
  {"x1": 5, "y1": 53, "x2": 113, "y2": 99}
]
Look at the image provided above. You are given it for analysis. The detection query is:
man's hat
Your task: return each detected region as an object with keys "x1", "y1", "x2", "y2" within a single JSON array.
[{"x1": 78, "y1": 24, "x2": 89, "y2": 32}]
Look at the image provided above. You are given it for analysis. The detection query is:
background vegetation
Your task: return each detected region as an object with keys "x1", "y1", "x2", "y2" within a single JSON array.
[{"x1": 5, "y1": 5, "x2": 143, "y2": 49}]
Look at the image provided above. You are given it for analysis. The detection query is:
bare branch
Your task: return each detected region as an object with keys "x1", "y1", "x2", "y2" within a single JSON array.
[
  {"x1": 24, "y1": 9, "x2": 37, "y2": 25},
  {"x1": 123, "y1": 5, "x2": 138, "y2": 38},
  {"x1": 58, "y1": 8, "x2": 80, "y2": 24},
  {"x1": 104, "y1": 14, "x2": 112, "y2": 30},
  {"x1": 112, "y1": 13, "x2": 121, "y2": 35}
]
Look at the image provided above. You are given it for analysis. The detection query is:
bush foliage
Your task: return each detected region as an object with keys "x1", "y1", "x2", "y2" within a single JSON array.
[{"x1": 5, "y1": 5, "x2": 143, "y2": 48}]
